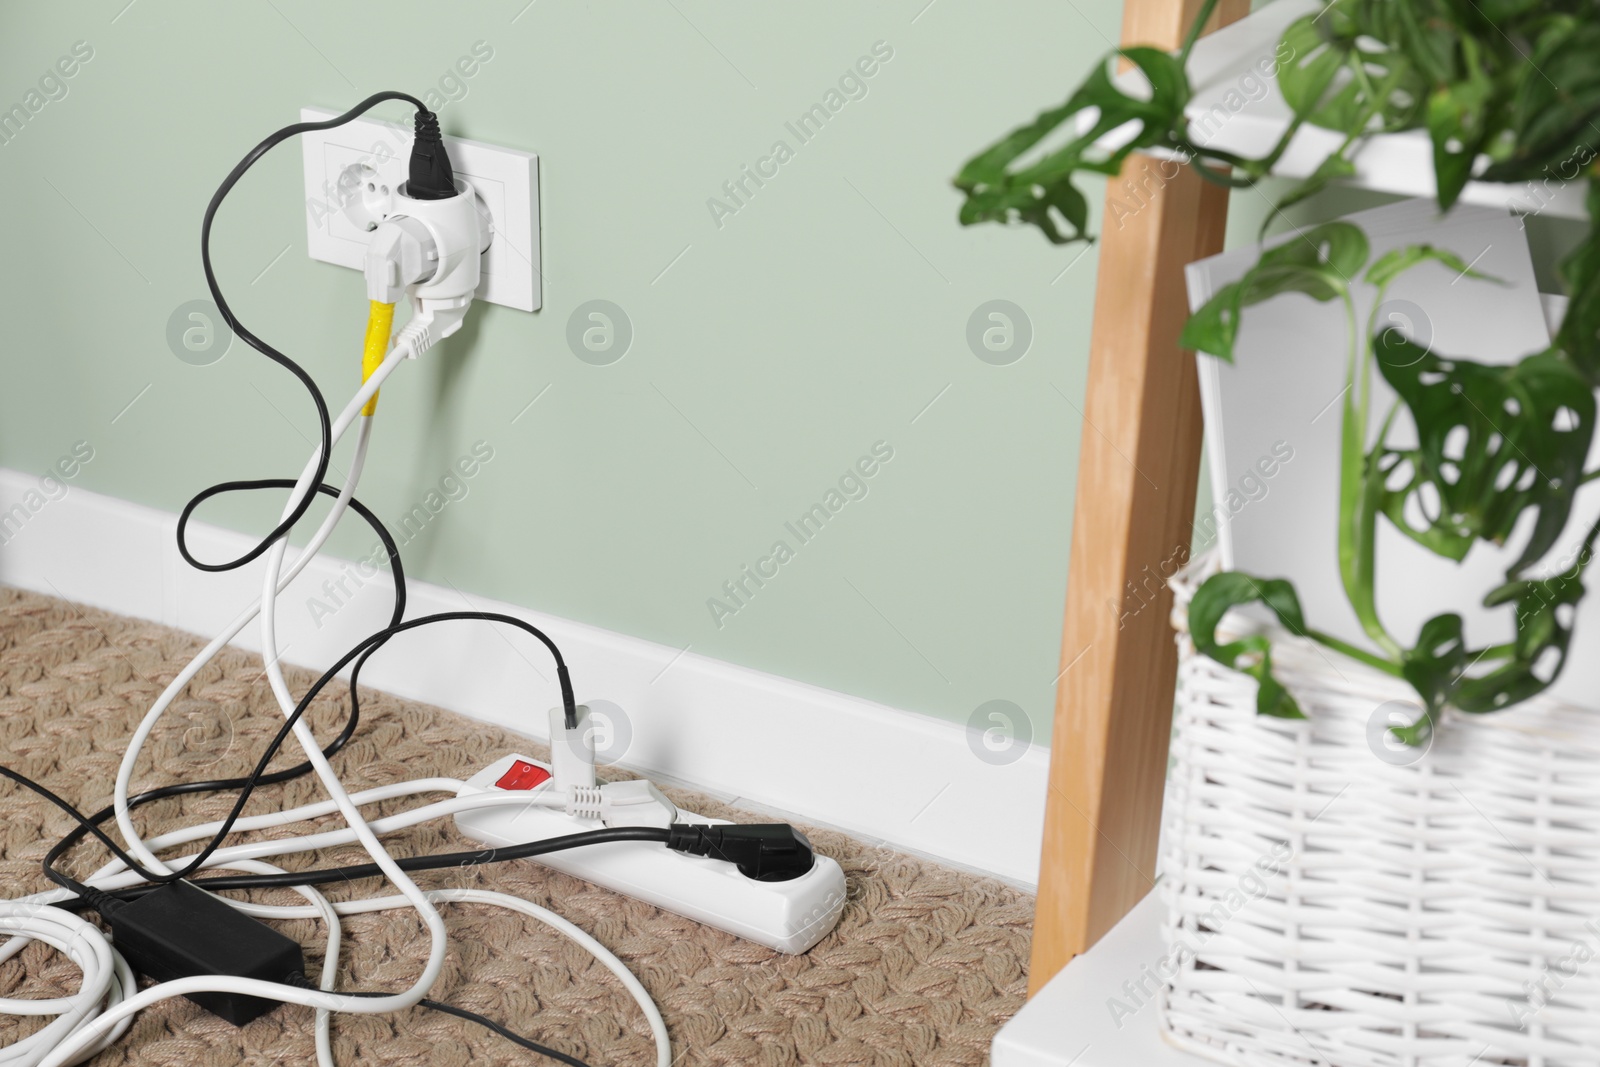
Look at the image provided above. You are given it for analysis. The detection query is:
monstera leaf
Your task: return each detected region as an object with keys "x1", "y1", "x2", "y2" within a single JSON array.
[
  {"x1": 1278, "y1": 10, "x2": 1424, "y2": 135},
  {"x1": 1454, "y1": 566, "x2": 1590, "y2": 712},
  {"x1": 1188, "y1": 572, "x2": 1310, "y2": 719},
  {"x1": 1181, "y1": 222, "x2": 1370, "y2": 360},
  {"x1": 1425, "y1": 57, "x2": 1496, "y2": 208},
  {"x1": 1374, "y1": 341, "x2": 1595, "y2": 574},
  {"x1": 1557, "y1": 186, "x2": 1600, "y2": 385},
  {"x1": 1396, "y1": 612, "x2": 1468, "y2": 736},
  {"x1": 953, "y1": 47, "x2": 1191, "y2": 245},
  {"x1": 1481, "y1": 18, "x2": 1600, "y2": 185},
  {"x1": 1269, "y1": 3, "x2": 1444, "y2": 220}
]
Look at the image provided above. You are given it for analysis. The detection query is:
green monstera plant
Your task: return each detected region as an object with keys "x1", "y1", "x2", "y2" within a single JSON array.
[{"x1": 955, "y1": 0, "x2": 1600, "y2": 741}]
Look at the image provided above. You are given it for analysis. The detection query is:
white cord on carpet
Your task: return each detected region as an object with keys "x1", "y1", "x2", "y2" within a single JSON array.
[
  {"x1": 0, "y1": 345, "x2": 674, "y2": 1067},
  {"x1": 110, "y1": 353, "x2": 403, "y2": 874},
  {"x1": 12, "y1": 791, "x2": 671, "y2": 1067},
  {"x1": 0, "y1": 904, "x2": 134, "y2": 1067},
  {"x1": 106, "y1": 362, "x2": 459, "y2": 1024}
]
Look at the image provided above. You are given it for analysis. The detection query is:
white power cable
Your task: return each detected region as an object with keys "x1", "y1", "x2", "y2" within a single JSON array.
[
  {"x1": 400, "y1": 889, "x2": 672, "y2": 1067},
  {"x1": 12, "y1": 312, "x2": 675, "y2": 1066},
  {"x1": 32, "y1": 883, "x2": 673, "y2": 1067},
  {"x1": 35, "y1": 859, "x2": 357, "y2": 1067},
  {"x1": 110, "y1": 395, "x2": 461, "y2": 1019},
  {"x1": 241, "y1": 412, "x2": 453, "y2": 1014},
  {"x1": 105, "y1": 363, "x2": 453, "y2": 1026},
  {"x1": 0, "y1": 355, "x2": 409, "y2": 1067},
  {"x1": 17, "y1": 790, "x2": 670, "y2": 1067},
  {"x1": 250, "y1": 406, "x2": 454, "y2": 1021},
  {"x1": 59, "y1": 788, "x2": 568, "y2": 897},
  {"x1": 0, "y1": 903, "x2": 134, "y2": 1067},
  {"x1": 7, "y1": 779, "x2": 468, "y2": 920},
  {"x1": 109, "y1": 348, "x2": 406, "y2": 874}
]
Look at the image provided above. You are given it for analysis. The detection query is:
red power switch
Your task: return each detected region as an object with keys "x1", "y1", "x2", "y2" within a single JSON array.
[{"x1": 495, "y1": 759, "x2": 552, "y2": 791}]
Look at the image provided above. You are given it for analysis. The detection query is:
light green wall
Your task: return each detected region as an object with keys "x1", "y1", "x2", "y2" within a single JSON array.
[{"x1": 0, "y1": 1, "x2": 1134, "y2": 744}]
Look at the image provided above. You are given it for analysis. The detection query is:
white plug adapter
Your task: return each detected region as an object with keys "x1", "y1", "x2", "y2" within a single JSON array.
[
  {"x1": 567, "y1": 779, "x2": 678, "y2": 828},
  {"x1": 364, "y1": 216, "x2": 436, "y2": 304},
  {"x1": 549, "y1": 704, "x2": 597, "y2": 791},
  {"x1": 364, "y1": 177, "x2": 487, "y2": 356}
]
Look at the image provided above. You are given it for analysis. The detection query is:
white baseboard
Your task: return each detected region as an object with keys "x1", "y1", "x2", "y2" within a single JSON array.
[{"x1": 0, "y1": 469, "x2": 1048, "y2": 886}]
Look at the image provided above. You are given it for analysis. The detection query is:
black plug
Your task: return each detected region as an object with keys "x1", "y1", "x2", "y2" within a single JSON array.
[
  {"x1": 407, "y1": 109, "x2": 456, "y2": 200},
  {"x1": 667, "y1": 823, "x2": 817, "y2": 882},
  {"x1": 95, "y1": 881, "x2": 304, "y2": 1026}
]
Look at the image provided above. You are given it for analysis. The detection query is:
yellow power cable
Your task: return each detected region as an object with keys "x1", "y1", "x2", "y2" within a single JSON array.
[{"x1": 361, "y1": 300, "x2": 396, "y2": 416}]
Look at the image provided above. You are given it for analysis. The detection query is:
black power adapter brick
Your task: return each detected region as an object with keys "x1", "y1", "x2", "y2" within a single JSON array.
[{"x1": 99, "y1": 881, "x2": 304, "y2": 1026}]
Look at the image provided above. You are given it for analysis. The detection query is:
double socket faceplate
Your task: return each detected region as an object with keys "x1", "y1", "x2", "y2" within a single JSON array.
[{"x1": 298, "y1": 106, "x2": 540, "y2": 311}]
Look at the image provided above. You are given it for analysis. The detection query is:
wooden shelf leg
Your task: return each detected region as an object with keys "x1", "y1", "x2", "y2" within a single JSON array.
[{"x1": 1027, "y1": 0, "x2": 1245, "y2": 996}]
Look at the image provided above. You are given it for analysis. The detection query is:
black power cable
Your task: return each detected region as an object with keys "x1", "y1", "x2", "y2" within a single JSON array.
[
  {"x1": 33, "y1": 94, "x2": 445, "y2": 894},
  {"x1": 99, "y1": 822, "x2": 818, "y2": 897},
  {"x1": 27, "y1": 96, "x2": 442, "y2": 898},
  {"x1": 178, "y1": 90, "x2": 429, "y2": 576},
  {"x1": 284, "y1": 974, "x2": 593, "y2": 1067},
  {"x1": 26, "y1": 480, "x2": 406, "y2": 900},
  {"x1": 38, "y1": 609, "x2": 575, "y2": 898},
  {"x1": 414, "y1": 997, "x2": 593, "y2": 1067},
  {"x1": 4, "y1": 92, "x2": 617, "y2": 1063},
  {"x1": 105, "y1": 91, "x2": 578, "y2": 892},
  {"x1": 104, "y1": 827, "x2": 674, "y2": 898},
  {"x1": 405, "y1": 108, "x2": 457, "y2": 200}
]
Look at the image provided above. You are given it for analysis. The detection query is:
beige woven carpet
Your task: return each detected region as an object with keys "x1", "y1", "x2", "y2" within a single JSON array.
[{"x1": 0, "y1": 586, "x2": 1031, "y2": 1066}]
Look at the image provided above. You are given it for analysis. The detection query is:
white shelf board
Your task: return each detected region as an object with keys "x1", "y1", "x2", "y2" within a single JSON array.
[
  {"x1": 992, "y1": 891, "x2": 1210, "y2": 1067},
  {"x1": 1097, "y1": 0, "x2": 1584, "y2": 220}
]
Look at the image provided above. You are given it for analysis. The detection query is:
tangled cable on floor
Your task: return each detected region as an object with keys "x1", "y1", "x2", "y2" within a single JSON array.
[{"x1": 0, "y1": 92, "x2": 671, "y2": 1067}]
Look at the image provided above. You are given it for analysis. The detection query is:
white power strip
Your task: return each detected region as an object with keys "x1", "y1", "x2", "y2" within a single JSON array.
[{"x1": 454, "y1": 754, "x2": 847, "y2": 954}]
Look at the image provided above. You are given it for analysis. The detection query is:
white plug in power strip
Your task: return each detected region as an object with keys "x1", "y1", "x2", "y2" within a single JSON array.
[{"x1": 454, "y1": 754, "x2": 847, "y2": 954}]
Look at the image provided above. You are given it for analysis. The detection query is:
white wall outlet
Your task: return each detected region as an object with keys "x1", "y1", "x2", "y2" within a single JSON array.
[{"x1": 299, "y1": 106, "x2": 540, "y2": 312}]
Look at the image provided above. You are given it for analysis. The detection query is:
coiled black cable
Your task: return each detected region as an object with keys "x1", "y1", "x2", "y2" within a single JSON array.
[
  {"x1": 178, "y1": 90, "x2": 429, "y2": 574},
  {"x1": 31, "y1": 480, "x2": 407, "y2": 898},
  {"x1": 38, "y1": 607, "x2": 574, "y2": 898}
]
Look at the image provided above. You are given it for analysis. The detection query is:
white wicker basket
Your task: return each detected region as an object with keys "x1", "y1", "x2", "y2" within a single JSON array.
[{"x1": 1159, "y1": 553, "x2": 1600, "y2": 1067}]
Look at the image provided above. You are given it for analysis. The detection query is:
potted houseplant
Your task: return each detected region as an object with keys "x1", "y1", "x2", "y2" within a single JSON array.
[{"x1": 957, "y1": 0, "x2": 1600, "y2": 1062}]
